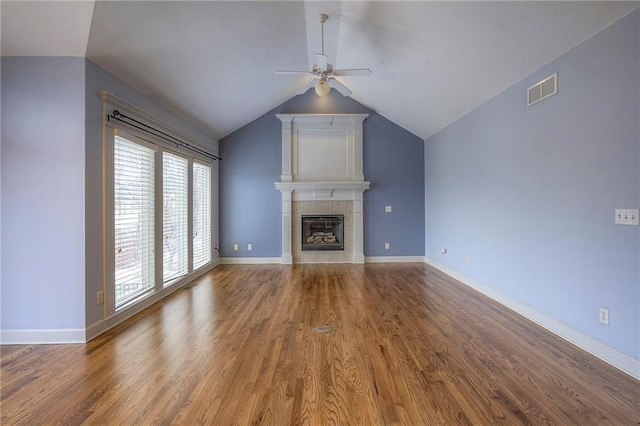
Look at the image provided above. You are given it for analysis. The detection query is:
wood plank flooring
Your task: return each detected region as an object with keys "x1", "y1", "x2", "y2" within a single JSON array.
[{"x1": 2, "y1": 263, "x2": 639, "y2": 424}]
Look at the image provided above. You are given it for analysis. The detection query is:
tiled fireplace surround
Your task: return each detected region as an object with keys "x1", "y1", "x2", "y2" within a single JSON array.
[
  {"x1": 275, "y1": 114, "x2": 369, "y2": 264},
  {"x1": 293, "y1": 201, "x2": 353, "y2": 263}
]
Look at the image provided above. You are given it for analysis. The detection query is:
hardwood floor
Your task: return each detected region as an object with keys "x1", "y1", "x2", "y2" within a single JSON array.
[{"x1": 1, "y1": 263, "x2": 638, "y2": 425}]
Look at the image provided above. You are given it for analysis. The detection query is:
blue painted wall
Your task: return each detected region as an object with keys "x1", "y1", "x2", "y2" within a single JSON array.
[
  {"x1": 425, "y1": 10, "x2": 639, "y2": 359},
  {"x1": 1, "y1": 56, "x2": 219, "y2": 338},
  {"x1": 1, "y1": 57, "x2": 86, "y2": 332},
  {"x1": 219, "y1": 89, "x2": 424, "y2": 258}
]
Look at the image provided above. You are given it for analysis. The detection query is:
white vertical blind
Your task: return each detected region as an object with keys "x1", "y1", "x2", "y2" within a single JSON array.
[
  {"x1": 193, "y1": 162, "x2": 212, "y2": 269},
  {"x1": 114, "y1": 136, "x2": 155, "y2": 308},
  {"x1": 163, "y1": 151, "x2": 189, "y2": 283}
]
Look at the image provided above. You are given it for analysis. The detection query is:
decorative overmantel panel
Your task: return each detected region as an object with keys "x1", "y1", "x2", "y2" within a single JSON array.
[
  {"x1": 276, "y1": 114, "x2": 368, "y2": 182},
  {"x1": 275, "y1": 114, "x2": 370, "y2": 264}
]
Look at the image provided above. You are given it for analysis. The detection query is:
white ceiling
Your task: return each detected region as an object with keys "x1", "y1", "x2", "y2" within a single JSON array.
[{"x1": 2, "y1": 1, "x2": 638, "y2": 140}]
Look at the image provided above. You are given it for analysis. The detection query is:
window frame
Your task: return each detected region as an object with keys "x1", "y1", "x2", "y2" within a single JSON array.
[{"x1": 102, "y1": 92, "x2": 216, "y2": 321}]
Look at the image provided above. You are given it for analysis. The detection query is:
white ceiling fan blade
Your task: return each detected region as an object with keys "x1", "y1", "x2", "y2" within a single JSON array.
[
  {"x1": 275, "y1": 70, "x2": 314, "y2": 75},
  {"x1": 315, "y1": 53, "x2": 328, "y2": 72},
  {"x1": 296, "y1": 78, "x2": 317, "y2": 95},
  {"x1": 329, "y1": 78, "x2": 352, "y2": 97},
  {"x1": 332, "y1": 68, "x2": 372, "y2": 77}
]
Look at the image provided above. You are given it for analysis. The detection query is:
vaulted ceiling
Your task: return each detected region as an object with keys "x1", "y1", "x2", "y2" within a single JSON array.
[{"x1": 2, "y1": 1, "x2": 638, "y2": 140}]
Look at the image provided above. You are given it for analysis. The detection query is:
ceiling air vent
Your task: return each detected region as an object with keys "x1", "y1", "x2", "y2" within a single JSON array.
[{"x1": 527, "y1": 73, "x2": 557, "y2": 107}]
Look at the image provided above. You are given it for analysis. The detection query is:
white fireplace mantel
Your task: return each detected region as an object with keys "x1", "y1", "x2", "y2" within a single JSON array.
[
  {"x1": 274, "y1": 181, "x2": 370, "y2": 201},
  {"x1": 275, "y1": 114, "x2": 370, "y2": 264}
]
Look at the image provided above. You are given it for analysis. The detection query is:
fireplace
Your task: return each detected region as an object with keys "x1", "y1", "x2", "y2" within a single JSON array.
[
  {"x1": 274, "y1": 113, "x2": 370, "y2": 264},
  {"x1": 302, "y1": 215, "x2": 344, "y2": 251}
]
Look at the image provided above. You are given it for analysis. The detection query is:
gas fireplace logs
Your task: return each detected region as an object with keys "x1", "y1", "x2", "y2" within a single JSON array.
[{"x1": 307, "y1": 232, "x2": 337, "y2": 244}]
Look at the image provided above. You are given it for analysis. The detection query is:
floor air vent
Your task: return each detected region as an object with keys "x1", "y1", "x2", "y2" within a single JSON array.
[{"x1": 527, "y1": 73, "x2": 557, "y2": 107}]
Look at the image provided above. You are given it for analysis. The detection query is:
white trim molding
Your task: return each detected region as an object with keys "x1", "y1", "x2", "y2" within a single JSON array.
[
  {"x1": 1, "y1": 329, "x2": 85, "y2": 345},
  {"x1": 219, "y1": 257, "x2": 283, "y2": 265},
  {"x1": 366, "y1": 256, "x2": 426, "y2": 263},
  {"x1": 425, "y1": 258, "x2": 640, "y2": 381}
]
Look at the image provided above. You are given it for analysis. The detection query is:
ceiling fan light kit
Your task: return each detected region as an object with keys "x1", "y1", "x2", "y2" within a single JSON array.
[
  {"x1": 275, "y1": 13, "x2": 371, "y2": 97},
  {"x1": 315, "y1": 78, "x2": 331, "y2": 97}
]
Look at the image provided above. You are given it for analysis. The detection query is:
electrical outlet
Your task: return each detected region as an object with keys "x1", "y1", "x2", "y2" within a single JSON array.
[
  {"x1": 384, "y1": 242, "x2": 390, "y2": 250},
  {"x1": 385, "y1": 205, "x2": 392, "y2": 213},
  {"x1": 442, "y1": 248, "x2": 448, "y2": 256},
  {"x1": 599, "y1": 307, "x2": 609, "y2": 325},
  {"x1": 465, "y1": 258, "x2": 471, "y2": 266},
  {"x1": 247, "y1": 243, "x2": 252, "y2": 251},
  {"x1": 96, "y1": 291, "x2": 104, "y2": 305},
  {"x1": 615, "y1": 209, "x2": 639, "y2": 225},
  {"x1": 233, "y1": 243, "x2": 238, "y2": 251}
]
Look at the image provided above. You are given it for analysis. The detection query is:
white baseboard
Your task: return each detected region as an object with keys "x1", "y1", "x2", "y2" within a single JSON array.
[
  {"x1": 366, "y1": 256, "x2": 426, "y2": 263},
  {"x1": 219, "y1": 256, "x2": 426, "y2": 265},
  {"x1": 85, "y1": 320, "x2": 105, "y2": 342},
  {"x1": 219, "y1": 257, "x2": 282, "y2": 264},
  {"x1": 425, "y1": 258, "x2": 640, "y2": 381},
  {"x1": 1, "y1": 328, "x2": 85, "y2": 345}
]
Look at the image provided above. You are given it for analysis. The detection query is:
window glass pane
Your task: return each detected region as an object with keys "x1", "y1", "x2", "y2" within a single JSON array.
[
  {"x1": 163, "y1": 152, "x2": 189, "y2": 283},
  {"x1": 114, "y1": 136, "x2": 155, "y2": 308},
  {"x1": 193, "y1": 162, "x2": 211, "y2": 269}
]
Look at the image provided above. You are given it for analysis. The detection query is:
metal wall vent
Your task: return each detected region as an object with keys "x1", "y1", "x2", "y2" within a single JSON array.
[{"x1": 527, "y1": 73, "x2": 557, "y2": 107}]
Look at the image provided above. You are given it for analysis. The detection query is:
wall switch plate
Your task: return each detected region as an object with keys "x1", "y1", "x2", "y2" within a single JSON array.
[
  {"x1": 465, "y1": 258, "x2": 470, "y2": 266},
  {"x1": 599, "y1": 307, "x2": 609, "y2": 325},
  {"x1": 385, "y1": 205, "x2": 392, "y2": 213},
  {"x1": 615, "y1": 209, "x2": 639, "y2": 225},
  {"x1": 384, "y1": 242, "x2": 390, "y2": 250},
  {"x1": 247, "y1": 243, "x2": 252, "y2": 251},
  {"x1": 96, "y1": 291, "x2": 104, "y2": 305},
  {"x1": 233, "y1": 243, "x2": 239, "y2": 251}
]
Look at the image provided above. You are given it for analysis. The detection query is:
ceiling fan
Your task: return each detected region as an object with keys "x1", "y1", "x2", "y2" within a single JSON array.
[{"x1": 275, "y1": 13, "x2": 372, "y2": 97}]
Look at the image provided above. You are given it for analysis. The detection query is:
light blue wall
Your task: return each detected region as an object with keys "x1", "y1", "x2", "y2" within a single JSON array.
[
  {"x1": 425, "y1": 10, "x2": 639, "y2": 359},
  {"x1": 1, "y1": 57, "x2": 86, "y2": 331},
  {"x1": 84, "y1": 59, "x2": 219, "y2": 328},
  {"x1": 219, "y1": 89, "x2": 424, "y2": 258},
  {"x1": 0, "y1": 56, "x2": 219, "y2": 338},
  {"x1": 363, "y1": 114, "x2": 425, "y2": 255}
]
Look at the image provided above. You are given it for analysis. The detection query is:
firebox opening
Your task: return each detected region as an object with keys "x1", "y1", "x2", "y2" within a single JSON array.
[{"x1": 302, "y1": 215, "x2": 344, "y2": 251}]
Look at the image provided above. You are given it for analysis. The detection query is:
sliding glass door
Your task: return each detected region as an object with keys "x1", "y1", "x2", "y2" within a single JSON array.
[{"x1": 108, "y1": 131, "x2": 213, "y2": 312}]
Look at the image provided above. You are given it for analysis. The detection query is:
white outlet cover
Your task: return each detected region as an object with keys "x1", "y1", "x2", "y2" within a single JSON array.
[
  {"x1": 615, "y1": 209, "x2": 639, "y2": 225},
  {"x1": 385, "y1": 205, "x2": 392, "y2": 213},
  {"x1": 599, "y1": 307, "x2": 609, "y2": 325}
]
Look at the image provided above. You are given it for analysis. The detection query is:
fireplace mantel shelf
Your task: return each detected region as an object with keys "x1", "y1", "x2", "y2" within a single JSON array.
[
  {"x1": 275, "y1": 181, "x2": 370, "y2": 192},
  {"x1": 275, "y1": 181, "x2": 370, "y2": 202}
]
